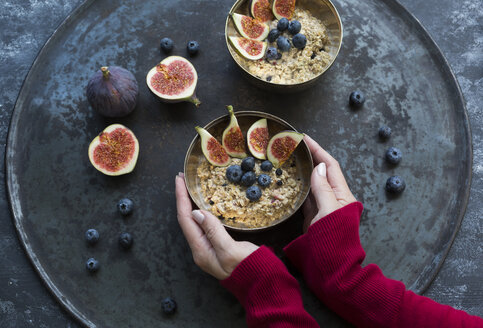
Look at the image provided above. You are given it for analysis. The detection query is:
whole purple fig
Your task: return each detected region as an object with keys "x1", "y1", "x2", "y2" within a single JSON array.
[{"x1": 86, "y1": 66, "x2": 138, "y2": 117}]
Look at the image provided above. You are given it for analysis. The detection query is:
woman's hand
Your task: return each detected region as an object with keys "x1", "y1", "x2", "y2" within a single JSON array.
[
  {"x1": 302, "y1": 135, "x2": 357, "y2": 232},
  {"x1": 175, "y1": 173, "x2": 259, "y2": 280}
]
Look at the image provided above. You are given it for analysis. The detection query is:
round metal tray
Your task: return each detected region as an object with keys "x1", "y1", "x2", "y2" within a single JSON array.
[{"x1": 6, "y1": 0, "x2": 471, "y2": 327}]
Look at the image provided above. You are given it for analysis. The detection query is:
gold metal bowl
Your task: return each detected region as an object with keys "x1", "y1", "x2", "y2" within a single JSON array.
[
  {"x1": 225, "y1": 0, "x2": 343, "y2": 92},
  {"x1": 184, "y1": 111, "x2": 313, "y2": 232}
]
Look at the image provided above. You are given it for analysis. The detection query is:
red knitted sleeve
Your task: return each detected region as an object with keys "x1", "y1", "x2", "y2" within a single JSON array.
[
  {"x1": 221, "y1": 245, "x2": 319, "y2": 328},
  {"x1": 284, "y1": 202, "x2": 483, "y2": 328}
]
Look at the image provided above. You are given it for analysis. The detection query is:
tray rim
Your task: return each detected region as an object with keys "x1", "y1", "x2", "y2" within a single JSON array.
[{"x1": 4, "y1": 0, "x2": 472, "y2": 327}]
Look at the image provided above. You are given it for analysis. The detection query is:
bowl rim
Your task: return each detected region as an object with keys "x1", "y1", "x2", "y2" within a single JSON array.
[
  {"x1": 183, "y1": 110, "x2": 314, "y2": 232},
  {"x1": 224, "y1": 0, "x2": 344, "y2": 87}
]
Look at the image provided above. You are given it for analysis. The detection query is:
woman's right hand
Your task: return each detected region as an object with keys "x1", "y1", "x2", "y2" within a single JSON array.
[{"x1": 302, "y1": 135, "x2": 357, "y2": 232}]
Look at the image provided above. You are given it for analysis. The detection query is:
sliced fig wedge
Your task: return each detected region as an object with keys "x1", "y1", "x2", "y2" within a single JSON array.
[
  {"x1": 272, "y1": 0, "x2": 296, "y2": 20},
  {"x1": 222, "y1": 106, "x2": 247, "y2": 158},
  {"x1": 196, "y1": 126, "x2": 231, "y2": 167},
  {"x1": 247, "y1": 118, "x2": 269, "y2": 160},
  {"x1": 88, "y1": 124, "x2": 139, "y2": 176},
  {"x1": 250, "y1": 0, "x2": 274, "y2": 22},
  {"x1": 146, "y1": 56, "x2": 201, "y2": 107},
  {"x1": 231, "y1": 13, "x2": 270, "y2": 41},
  {"x1": 229, "y1": 36, "x2": 267, "y2": 60},
  {"x1": 267, "y1": 131, "x2": 304, "y2": 167}
]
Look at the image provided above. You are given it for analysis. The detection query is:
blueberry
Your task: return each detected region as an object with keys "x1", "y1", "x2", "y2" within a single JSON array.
[
  {"x1": 288, "y1": 20, "x2": 302, "y2": 35},
  {"x1": 349, "y1": 91, "x2": 365, "y2": 107},
  {"x1": 241, "y1": 171, "x2": 257, "y2": 187},
  {"x1": 266, "y1": 47, "x2": 279, "y2": 61},
  {"x1": 246, "y1": 186, "x2": 262, "y2": 201},
  {"x1": 119, "y1": 232, "x2": 133, "y2": 249},
  {"x1": 226, "y1": 165, "x2": 243, "y2": 183},
  {"x1": 160, "y1": 37, "x2": 174, "y2": 53},
  {"x1": 86, "y1": 258, "x2": 99, "y2": 273},
  {"x1": 277, "y1": 180, "x2": 283, "y2": 186},
  {"x1": 85, "y1": 229, "x2": 99, "y2": 245},
  {"x1": 277, "y1": 51, "x2": 282, "y2": 59},
  {"x1": 385, "y1": 176, "x2": 406, "y2": 194},
  {"x1": 292, "y1": 33, "x2": 307, "y2": 49},
  {"x1": 260, "y1": 160, "x2": 273, "y2": 172},
  {"x1": 257, "y1": 174, "x2": 271, "y2": 188},
  {"x1": 241, "y1": 157, "x2": 255, "y2": 171},
  {"x1": 187, "y1": 40, "x2": 199, "y2": 56},
  {"x1": 117, "y1": 198, "x2": 134, "y2": 216},
  {"x1": 277, "y1": 18, "x2": 289, "y2": 31},
  {"x1": 161, "y1": 297, "x2": 177, "y2": 315},
  {"x1": 385, "y1": 147, "x2": 402, "y2": 164},
  {"x1": 379, "y1": 126, "x2": 392, "y2": 140},
  {"x1": 267, "y1": 29, "x2": 281, "y2": 43},
  {"x1": 277, "y1": 36, "x2": 291, "y2": 52},
  {"x1": 275, "y1": 168, "x2": 282, "y2": 176}
]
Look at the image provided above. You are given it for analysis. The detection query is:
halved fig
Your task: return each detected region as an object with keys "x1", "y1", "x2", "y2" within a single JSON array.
[
  {"x1": 146, "y1": 56, "x2": 201, "y2": 107},
  {"x1": 222, "y1": 106, "x2": 247, "y2": 158},
  {"x1": 195, "y1": 126, "x2": 231, "y2": 167},
  {"x1": 229, "y1": 36, "x2": 267, "y2": 60},
  {"x1": 250, "y1": 0, "x2": 274, "y2": 23},
  {"x1": 272, "y1": 0, "x2": 296, "y2": 20},
  {"x1": 267, "y1": 131, "x2": 304, "y2": 167},
  {"x1": 88, "y1": 124, "x2": 139, "y2": 176},
  {"x1": 247, "y1": 118, "x2": 269, "y2": 160},
  {"x1": 231, "y1": 13, "x2": 270, "y2": 41}
]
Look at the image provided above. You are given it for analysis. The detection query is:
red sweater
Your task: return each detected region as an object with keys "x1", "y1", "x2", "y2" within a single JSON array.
[{"x1": 221, "y1": 202, "x2": 483, "y2": 327}]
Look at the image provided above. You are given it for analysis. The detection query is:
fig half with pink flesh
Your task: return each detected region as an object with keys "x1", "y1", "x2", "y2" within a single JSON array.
[
  {"x1": 229, "y1": 36, "x2": 267, "y2": 60},
  {"x1": 196, "y1": 126, "x2": 231, "y2": 167},
  {"x1": 231, "y1": 13, "x2": 269, "y2": 41},
  {"x1": 267, "y1": 131, "x2": 304, "y2": 167},
  {"x1": 272, "y1": 0, "x2": 296, "y2": 20},
  {"x1": 88, "y1": 124, "x2": 139, "y2": 176},
  {"x1": 146, "y1": 56, "x2": 201, "y2": 107},
  {"x1": 250, "y1": 0, "x2": 274, "y2": 22},
  {"x1": 222, "y1": 106, "x2": 247, "y2": 158},
  {"x1": 247, "y1": 118, "x2": 269, "y2": 160}
]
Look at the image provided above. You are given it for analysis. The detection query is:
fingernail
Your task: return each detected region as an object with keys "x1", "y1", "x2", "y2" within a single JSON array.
[
  {"x1": 317, "y1": 163, "x2": 326, "y2": 177},
  {"x1": 179, "y1": 172, "x2": 185, "y2": 178},
  {"x1": 192, "y1": 210, "x2": 205, "y2": 224}
]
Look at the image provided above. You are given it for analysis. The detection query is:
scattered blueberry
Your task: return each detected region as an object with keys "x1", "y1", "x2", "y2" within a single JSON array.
[
  {"x1": 277, "y1": 36, "x2": 291, "y2": 52},
  {"x1": 117, "y1": 198, "x2": 134, "y2": 216},
  {"x1": 257, "y1": 174, "x2": 272, "y2": 188},
  {"x1": 86, "y1": 258, "x2": 100, "y2": 273},
  {"x1": 209, "y1": 200, "x2": 214, "y2": 205},
  {"x1": 161, "y1": 297, "x2": 177, "y2": 315},
  {"x1": 277, "y1": 18, "x2": 289, "y2": 31},
  {"x1": 292, "y1": 33, "x2": 307, "y2": 49},
  {"x1": 241, "y1": 157, "x2": 255, "y2": 171},
  {"x1": 241, "y1": 171, "x2": 257, "y2": 187},
  {"x1": 378, "y1": 126, "x2": 392, "y2": 140},
  {"x1": 246, "y1": 185, "x2": 262, "y2": 201},
  {"x1": 275, "y1": 168, "x2": 283, "y2": 176},
  {"x1": 226, "y1": 165, "x2": 243, "y2": 183},
  {"x1": 310, "y1": 52, "x2": 316, "y2": 59},
  {"x1": 119, "y1": 232, "x2": 133, "y2": 250},
  {"x1": 266, "y1": 47, "x2": 279, "y2": 61},
  {"x1": 260, "y1": 160, "x2": 273, "y2": 171},
  {"x1": 187, "y1": 40, "x2": 199, "y2": 56},
  {"x1": 349, "y1": 91, "x2": 365, "y2": 107},
  {"x1": 288, "y1": 20, "x2": 302, "y2": 35},
  {"x1": 266, "y1": 76, "x2": 272, "y2": 82},
  {"x1": 267, "y1": 29, "x2": 281, "y2": 43},
  {"x1": 160, "y1": 37, "x2": 174, "y2": 53},
  {"x1": 277, "y1": 180, "x2": 283, "y2": 186},
  {"x1": 85, "y1": 229, "x2": 99, "y2": 245},
  {"x1": 385, "y1": 147, "x2": 402, "y2": 164},
  {"x1": 385, "y1": 176, "x2": 406, "y2": 194}
]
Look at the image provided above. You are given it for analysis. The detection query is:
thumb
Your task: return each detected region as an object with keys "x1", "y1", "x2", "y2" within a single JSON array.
[
  {"x1": 311, "y1": 163, "x2": 340, "y2": 218},
  {"x1": 192, "y1": 210, "x2": 235, "y2": 252}
]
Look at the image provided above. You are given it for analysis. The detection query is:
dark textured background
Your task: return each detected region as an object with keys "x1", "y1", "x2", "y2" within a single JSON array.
[{"x1": 0, "y1": 0, "x2": 481, "y2": 327}]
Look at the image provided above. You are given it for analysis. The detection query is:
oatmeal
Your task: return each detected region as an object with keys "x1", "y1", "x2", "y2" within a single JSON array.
[
  {"x1": 197, "y1": 157, "x2": 302, "y2": 228},
  {"x1": 233, "y1": 8, "x2": 332, "y2": 84}
]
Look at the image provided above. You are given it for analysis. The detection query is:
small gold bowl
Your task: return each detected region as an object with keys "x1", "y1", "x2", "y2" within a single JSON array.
[
  {"x1": 184, "y1": 111, "x2": 313, "y2": 232},
  {"x1": 225, "y1": 0, "x2": 343, "y2": 92}
]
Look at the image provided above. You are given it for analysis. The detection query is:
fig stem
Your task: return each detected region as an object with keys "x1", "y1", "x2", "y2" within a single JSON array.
[
  {"x1": 190, "y1": 95, "x2": 201, "y2": 107},
  {"x1": 101, "y1": 66, "x2": 110, "y2": 79}
]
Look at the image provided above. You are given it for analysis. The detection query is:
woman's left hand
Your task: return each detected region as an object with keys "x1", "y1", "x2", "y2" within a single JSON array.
[{"x1": 175, "y1": 173, "x2": 259, "y2": 280}]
